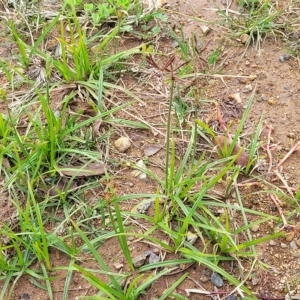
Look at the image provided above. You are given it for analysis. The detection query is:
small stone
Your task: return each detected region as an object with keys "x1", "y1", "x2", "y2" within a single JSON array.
[
  {"x1": 269, "y1": 240, "x2": 277, "y2": 246},
  {"x1": 133, "y1": 255, "x2": 147, "y2": 267},
  {"x1": 252, "y1": 277, "x2": 260, "y2": 286},
  {"x1": 136, "y1": 201, "x2": 152, "y2": 213},
  {"x1": 287, "y1": 132, "x2": 295, "y2": 139},
  {"x1": 296, "y1": 239, "x2": 300, "y2": 247},
  {"x1": 187, "y1": 231, "x2": 198, "y2": 245},
  {"x1": 200, "y1": 25, "x2": 210, "y2": 35},
  {"x1": 281, "y1": 243, "x2": 288, "y2": 248},
  {"x1": 290, "y1": 240, "x2": 298, "y2": 250},
  {"x1": 113, "y1": 262, "x2": 124, "y2": 270},
  {"x1": 210, "y1": 273, "x2": 224, "y2": 287},
  {"x1": 229, "y1": 93, "x2": 242, "y2": 103},
  {"x1": 114, "y1": 137, "x2": 131, "y2": 152},
  {"x1": 244, "y1": 84, "x2": 253, "y2": 91},
  {"x1": 227, "y1": 295, "x2": 237, "y2": 300},
  {"x1": 199, "y1": 275, "x2": 210, "y2": 283},
  {"x1": 260, "y1": 94, "x2": 267, "y2": 101},
  {"x1": 251, "y1": 224, "x2": 260, "y2": 232},
  {"x1": 128, "y1": 236, "x2": 135, "y2": 241},
  {"x1": 211, "y1": 273, "x2": 224, "y2": 287},
  {"x1": 149, "y1": 252, "x2": 160, "y2": 264},
  {"x1": 268, "y1": 97, "x2": 276, "y2": 105},
  {"x1": 245, "y1": 60, "x2": 250, "y2": 66},
  {"x1": 257, "y1": 72, "x2": 267, "y2": 80},
  {"x1": 172, "y1": 41, "x2": 179, "y2": 48},
  {"x1": 248, "y1": 74, "x2": 257, "y2": 81},
  {"x1": 285, "y1": 231, "x2": 295, "y2": 242},
  {"x1": 240, "y1": 33, "x2": 249, "y2": 44},
  {"x1": 279, "y1": 55, "x2": 285, "y2": 62}
]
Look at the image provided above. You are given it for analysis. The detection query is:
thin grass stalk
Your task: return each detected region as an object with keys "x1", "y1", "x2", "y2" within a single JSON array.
[{"x1": 165, "y1": 78, "x2": 175, "y2": 195}]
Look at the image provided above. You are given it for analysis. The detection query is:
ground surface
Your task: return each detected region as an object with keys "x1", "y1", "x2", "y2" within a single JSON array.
[{"x1": 1, "y1": 0, "x2": 300, "y2": 299}]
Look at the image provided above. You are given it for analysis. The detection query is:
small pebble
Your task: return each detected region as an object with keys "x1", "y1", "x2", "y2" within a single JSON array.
[
  {"x1": 114, "y1": 137, "x2": 131, "y2": 152},
  {"x1": 240, "y1": 33, "x2": 249, "y2": 44},
  {"x1": 136, "y1": 201, "x2": 152, "y2": 213},
  {"x1": 200, "y1": 25, "x2": 210, "y2": 35},
  {"x1": 211, "y1": 272, "x2": 224, "y2": 287},
  {"x1": 281, "y1": 243, "x2": 288, "y2": 248},
  {"x1": 113, "y1": 262, "x2": 124, "y2": 270},
  {"x1": 252, "y1": 277, "x2": 260, "y2": 286},
  {"x1": 187, "y1": 231, "x2": 198, "y2": 245},
  {"x1": 260, "y1": 94, "x2": 267, "y2": 101},
  {"x1": 287, "y1": 132, "x2": 295, "y2": 139},
  {"x1": 133, "y1": 255, "x2": 147, "y2": 268},
  {"x1": 269, "y1": 240, "x2": 277, "y2": 246},
  {"x1": 290, "y1": 240, "x2": 298, "y2": 250},
  {"x1": 227, "y1": 295, "x2": 237, "y2": 300},
  {"x1": 285, "y1": 231, "x2": 295, "y2": 242},
  {"x1": 251, "y1": 224, "x2": 260, "y2": 232},
  {"x1": 296, "y1": 239, "x2": 300, "y2": 247},
  {"x1": 149, "y1": 252, "x2": 160, "y2": 264},
  {"x1": 244, "y1": 84, "x2": 253, "y2": 92}
]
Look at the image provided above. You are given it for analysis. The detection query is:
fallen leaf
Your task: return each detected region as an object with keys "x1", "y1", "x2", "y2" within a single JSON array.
[
  {"x1": 59, "y1": 162, "x2": 106, "y2": 177},
  {"x1": 48, "y1": 177, "x2": 77, "y2": 196},
  {"x1": 131, "y1": 160, "x2": 147, "y2": 180},
  {"x1": 69, "y1": 100, "x2": 97, "y2": 117},
  {"x1": 93, "y1": 119, "x2": 103, "y2": 137},
  {"x1": 214, "y1": 135, "x2": 249, "y2": 167},
  {"x1": 144, "y1": 144, "x2": 163, "y2": 156}
]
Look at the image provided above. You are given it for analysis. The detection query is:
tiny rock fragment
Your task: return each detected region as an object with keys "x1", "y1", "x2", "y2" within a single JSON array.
[
  {"x1": 240, "y1": 33, "x2": 249, "y2": 44},
  {"x1": 287, "y1": 132, "x2": 295, "y2": 139},
  {"x1": 113, "y1": 262, "x2": 124, "y2": 270},
  {"x1": 211, "y1": 272, "x2": 224, "y2": 287},
  {"x1": 252, "y1": 277, "x2": 260, "y2": 286},
  {"x1": 114, "y1": 136, "x2": 131, "y2": 152},
  {"x1": 186, "y1": 231, "x2": 198, "y2": 245},
  {"x1": 268, "y1": 97, "x2": 276, "y2": 105},
  {"x1": 290, "y1": 240, "x2": 298, "y2": 250},
  {"x1": 248, "y1": 74, "x2": 257, "y2": 81},
  {"x1": 149, "y1": 252, "x2": 160, "y2": 264},
  {"x1": 251, "y1": 224, "x2": 260, "y2": 232},
  {"x1": 144, "y1": 144, "x2": 163, "y2": 156},
  {"x1": 200, "y1": 25, "x2": 210, "y2": 35},
  {"x1": 133, "y1": 255, "x2": 147, "y2": 268},
  {"x1": 228, "y1": 93, "x2": 242, "y2": 104},
  {"x1": 136, "y1": 200, "x2": 152, "y2": 213},
  {"x1": 285, "y1": 231, "x2": 295, "y2": 242},
  {"x1": 244, "y1": 84, "x2": 253, "y2": 92}
]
